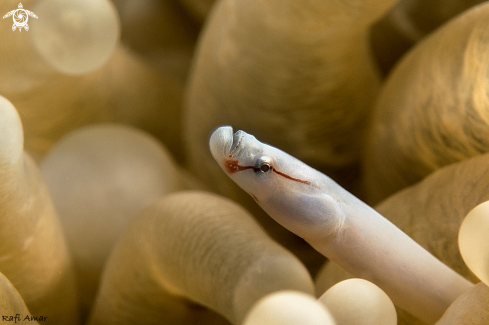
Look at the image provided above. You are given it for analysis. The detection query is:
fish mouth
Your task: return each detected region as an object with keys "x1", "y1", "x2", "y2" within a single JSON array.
[
  {"x1": 209, "y1": 126, "x2": 235, "y2": 160},
  {"x1": 229, "y1": 129, "x2": 246, "y2": 157},
  {"x1": 210, "y1": 126, "x2": 260, "y2": 163}
]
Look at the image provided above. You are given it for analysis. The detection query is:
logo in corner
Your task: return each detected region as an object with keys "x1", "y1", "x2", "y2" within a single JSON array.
[{"x1": 3, "y1": 3, "x2": 38, "y2": 32}]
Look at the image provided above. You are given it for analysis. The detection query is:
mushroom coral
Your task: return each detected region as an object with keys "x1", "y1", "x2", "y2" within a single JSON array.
[
  {"x1": 0, "y1": 96, "x2": 78, "y2": 324},
  {"x1": 39, "y1": 124, "x2": 184, "y2": 316},
  {"x1": 88, "y1": 191, "x2": 314, "y2": 325},
  {"x1": 364, "y1": 2, "x2": 489, "y2": 204}
]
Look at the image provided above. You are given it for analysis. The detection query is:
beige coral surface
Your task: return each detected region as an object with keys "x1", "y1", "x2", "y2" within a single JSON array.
[{"x1": 1, "y1": 0, "x2": 489, "y2": 324}]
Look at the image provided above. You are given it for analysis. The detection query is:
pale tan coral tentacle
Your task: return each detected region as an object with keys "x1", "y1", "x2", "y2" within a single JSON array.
[
  {"x1": 315, "y1": 262, "x2": 420, "y2": 325},
  {"x1": 115, "y1": 0, "x2": 199, "y2": 86},
  {"x1": 88, "y1": 191, "x2": 314, "y2": 325},
  {"x1": 184, "y1": 0, "x2": 398, "y2": 203},
  {"x1": 2, "y1": 43, "x2": 184, "y2": 162},
  {"x1": 371, "y1": 0, "x2": 486, "y2": 76},
  {"x1": 242, "y1": 291, "x2": 336, "y2": 325},
  {"x1": 177, "y1": 0, "x2": 216, "y2": 24},
  {"x1": 0, "y1": 0, "x2": 119, "y2": 78},
  {"x1": 0, "y1": 96, "x2": 79, "y2": 324},
  {"x1": 459, "y1": 201, "x2": 489, "y2": 286},
  {"x1": 435, "y1": 282, "x2": 489, "y2": 325},
  {"x1": 39, "y1": 124, "x2": 185, "y2": 316},
  {"x1": 0, "y1": 272, "x2": 40, "y2": 325},
  {"x1": 316, "y1": 154, "x2": 489, "y2": 324},
  {"x1": 318, "y1": 278, "x2": 397, "y2": 325},
  {"x1": 210, "y1": 126, "x2": 473, "y2": 324},
  {"x1": 184, "y1": 0, "x2": 398, "y2": 275},
  {"x1": 0, "y1": 0, "x2": 183, "y2": 161},
  {"x1": 374, "y1": 153, "x2": 489, "y2": 284},
  {"x1": 365, "y1": 2, "x2": 489, "y2": 204},
  {"x1": 30, "y1": 0, "x2": 119, "y2": 75}
]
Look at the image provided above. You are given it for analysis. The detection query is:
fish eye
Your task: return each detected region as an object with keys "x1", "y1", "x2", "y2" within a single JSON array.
[
  {"x1": 255, "y1": 156, "x2": 273, "y2": 174},
  {"x1": 260, "y1": 164, "x2": 270, "y2": 173}
]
